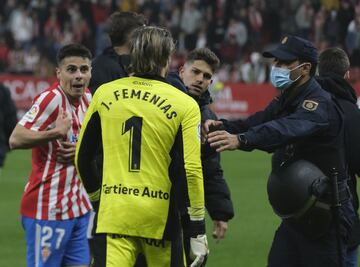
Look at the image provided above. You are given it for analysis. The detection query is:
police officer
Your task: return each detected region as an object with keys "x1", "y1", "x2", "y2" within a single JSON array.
[
  {"x1": 317, "y1": 47, "x2": 360, "y2": 267},
  {"x1": 204, "y1": 35, "x2": 355, "y2": 266}
]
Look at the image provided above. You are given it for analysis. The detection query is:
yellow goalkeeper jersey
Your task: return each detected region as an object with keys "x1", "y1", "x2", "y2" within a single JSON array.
[{"x1": 75, "y1": 75, "x2": 205, "y2": 239}]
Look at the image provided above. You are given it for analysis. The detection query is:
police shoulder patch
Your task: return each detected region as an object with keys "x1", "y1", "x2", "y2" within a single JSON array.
[
  {"x1": 281, "y1": 36, "x2": 288, "y2": 44},
  {"x1": 302, "y1": 100, "x2": 318, "y2": 111}
]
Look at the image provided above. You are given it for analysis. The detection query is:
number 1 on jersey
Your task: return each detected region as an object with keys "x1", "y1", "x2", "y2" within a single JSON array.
[{"x1": 122, "y1": 116, "x2": 143, "y2": 172}]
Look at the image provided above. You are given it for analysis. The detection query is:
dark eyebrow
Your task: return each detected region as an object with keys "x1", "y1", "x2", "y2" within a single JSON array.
[
  {"x1": 192, "y1": 66, "x2": 212, "y2": 79},
  {"x1": 66, "y1": 64, "x2": 90, "y2": 69}
]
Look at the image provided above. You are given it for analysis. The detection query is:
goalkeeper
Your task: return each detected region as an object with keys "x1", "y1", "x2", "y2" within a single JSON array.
[{"x1": 75, "y1": 26, "x2": 208, "y2": 267}]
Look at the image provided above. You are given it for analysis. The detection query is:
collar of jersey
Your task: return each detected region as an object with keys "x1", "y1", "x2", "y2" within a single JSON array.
[{"x1": 133, "y1": 73, "x2": 167, "y2": 83}]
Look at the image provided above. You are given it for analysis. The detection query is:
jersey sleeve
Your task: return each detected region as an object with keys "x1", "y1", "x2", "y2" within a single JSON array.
[
  {"x1": 222, "y1": 97, "x2": 280, "y2": 134},
  {"x1": 243, "y1": 96, "x2": 330, "y2": 152},
  {"x1": 75, "y1": 93, "x2": 102, "y2": 201},
  {"x1": 181, "y1": 100, "x2": 206, "y2": 222},
  {"x1": 19, "y1": 91, "x2": 60, "y2": 131}
]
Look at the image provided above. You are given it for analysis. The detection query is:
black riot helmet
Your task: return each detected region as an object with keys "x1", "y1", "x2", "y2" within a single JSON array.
[{"x1": 267, "y1": 160, "x2": 330, "y2": 219}]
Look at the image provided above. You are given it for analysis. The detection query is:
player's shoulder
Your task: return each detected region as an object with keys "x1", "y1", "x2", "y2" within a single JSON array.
[
  {"x1": 95, "y1": 75, "x2": 198, "y2": 108},
  {"x1": 83, "y1": 88, "x2": 92, "y2": 102},
  {"x1": 33, "y1": 82, "x2": 63, "y2": 106},
  {"x1": 173, "y1": 87, "x2": 198, "y2": 107},
  {"x1": 21, "y1": 84, "x2": 62, "y2": 124},
  {"x1": 149, "y1": 77, "x2": 198, "y2": 107},
  {"x1": 145, "y1": 76, "x2": 199, "y2": 110}
]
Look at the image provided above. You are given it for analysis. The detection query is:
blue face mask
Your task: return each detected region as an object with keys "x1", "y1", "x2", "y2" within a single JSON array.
[{"x1": 270, "y1": 64, "x2": 305, "y2": 90}]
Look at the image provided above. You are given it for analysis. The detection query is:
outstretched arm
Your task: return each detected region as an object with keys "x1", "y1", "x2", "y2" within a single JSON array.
[{"x1": 9, "y1": 108, "x2": 71, "y2": 149}]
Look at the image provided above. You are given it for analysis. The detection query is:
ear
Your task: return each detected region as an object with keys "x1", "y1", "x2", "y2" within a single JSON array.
[
  {"x1": 179, "y1": 65, "x2": 185, "y2": 77},
  {"x1": 55, "y1": 67, "x2": 60, "y2": 79},
  {"x1": 302, "y1": 63, "x2": 311, "y2": 75},
  {"x1": 344, "y1": 70, "x2": 350, "y2": 80}
]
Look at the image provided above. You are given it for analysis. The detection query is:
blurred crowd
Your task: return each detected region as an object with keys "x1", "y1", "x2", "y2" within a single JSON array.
[{"x1": 1, "y1": 0, "x2": 360, "y2": 83}]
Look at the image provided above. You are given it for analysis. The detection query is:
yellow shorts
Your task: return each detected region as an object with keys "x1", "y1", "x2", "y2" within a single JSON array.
[{"x1": 92, "y1": 234, "x2": 186, "y2": 267}]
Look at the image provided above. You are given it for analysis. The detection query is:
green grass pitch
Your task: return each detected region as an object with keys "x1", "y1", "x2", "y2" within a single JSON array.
[{"x1": 0, "y1": 149, "x2": 314, "y2": 266}]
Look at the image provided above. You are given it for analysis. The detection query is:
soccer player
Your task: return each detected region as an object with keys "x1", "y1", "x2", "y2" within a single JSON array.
[
  {"x1": 75, "y1": 26, "x2": 208, "y2": 267},
  {"x1": 9, "y1": 44, "x2": 93, "y2": 267}
]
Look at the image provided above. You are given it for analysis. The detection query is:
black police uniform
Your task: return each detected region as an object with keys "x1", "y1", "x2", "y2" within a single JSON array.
[
  {"x1": 317, "y1": 73, "x2": 360, "y2": 258},
  {"x1": 220, "y1": 36, "x2": 356, "y2": 266}
]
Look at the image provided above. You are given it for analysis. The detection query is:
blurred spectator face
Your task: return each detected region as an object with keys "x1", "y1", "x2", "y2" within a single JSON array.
[
  {"x1": 331, "y1": 10, "x2": 337, "y2": 19},
  {"x1": 341, "y1": 0, "x2": 350, "y2": 8},
  {"x1": 56, "y1": 56, "x2": 91, "y2": 101},
  {"x1": 250, "y1": 52, "x2": 261, "y2": 64},
  {"x1": 179, "y1": 60, "x2": 213, "y2": 97}
]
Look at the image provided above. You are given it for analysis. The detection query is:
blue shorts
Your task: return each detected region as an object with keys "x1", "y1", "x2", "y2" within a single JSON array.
[{"x1": 22, "y1": 212, "x2": 91, "y2": 267}]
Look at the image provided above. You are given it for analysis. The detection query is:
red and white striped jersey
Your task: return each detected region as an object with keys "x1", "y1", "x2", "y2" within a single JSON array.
[{"x1": 19, "y1": 82, "x2": 92, "y2": 220}]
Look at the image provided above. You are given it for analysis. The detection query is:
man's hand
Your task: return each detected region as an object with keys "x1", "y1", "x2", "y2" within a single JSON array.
[
  {"x1": 207, "y1": 130, "x2": 240, "y2": 152},
  {"x1": 203, "y1": 119, "x2": 224, "y2": 134},
  {"x1": 55, "y1": 108, "x2": 72, "y2": 138},
  {"x1": 57, "y1": 141, "x2": 76, "y2": 164},
  {"x1": 212, "y1": 220, "x2": 228, "y2": 243},
  {"x1": 190, "y1": 234, "x2": 209, "y2": 267},
  {"x1": 202, "y1": 120, "x2": 223, "y2": 143}
]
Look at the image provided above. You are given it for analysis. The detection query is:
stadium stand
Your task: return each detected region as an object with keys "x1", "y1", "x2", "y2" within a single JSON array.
[{"x1": 0, "y1": 0, "x2": 359, "y2": 84}]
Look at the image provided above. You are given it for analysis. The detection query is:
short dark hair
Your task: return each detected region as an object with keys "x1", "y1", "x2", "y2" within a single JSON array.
[
  {"x1": 186, "y1": 48, "x2": 220, "y2": 73},
  {"x1": 56, "y1": 44, "x2": 92, "y2": 65},
  {"x1": 106, "y1": 12, "x2": 146, "y2": 47},
  {"x1": 318, "y1": 47, "x2": 350, "y2": 76}
]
